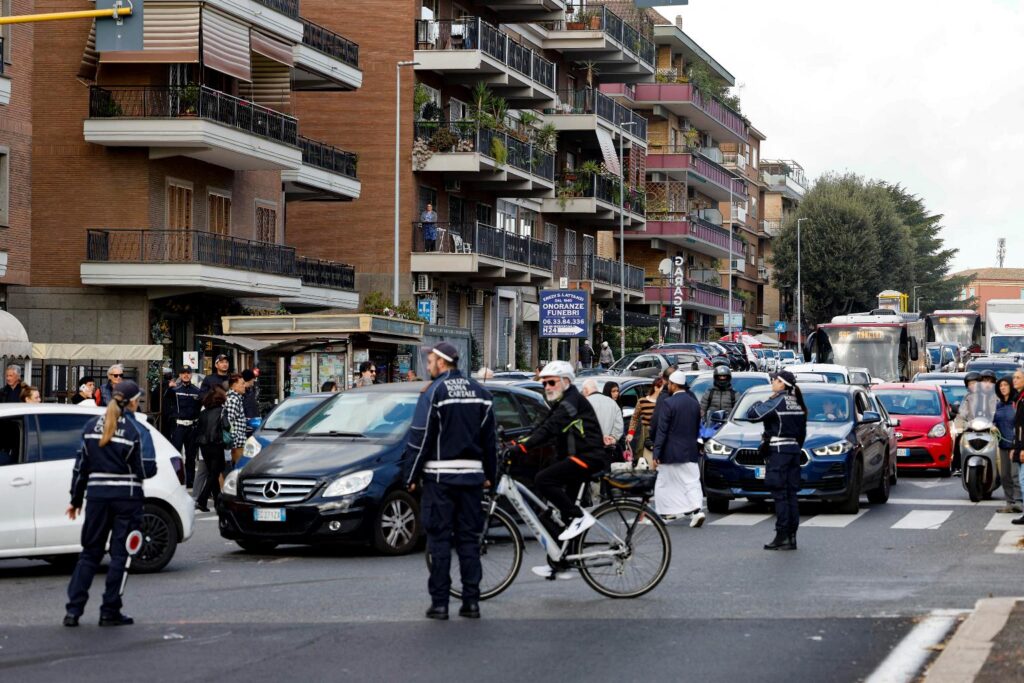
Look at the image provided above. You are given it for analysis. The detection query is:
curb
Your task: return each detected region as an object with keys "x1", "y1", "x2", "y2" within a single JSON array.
[{"x1": 923, "y1": 597, "x2": 1021, "y2": 682}]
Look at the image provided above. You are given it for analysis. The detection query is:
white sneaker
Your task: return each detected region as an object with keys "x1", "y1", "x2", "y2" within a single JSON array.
[
  {"x1": 530, "y1": 565, "x2": 576, "y2": 580},
  {"x1": 558, "y1": 510, "x2": 596, "y2": 541},
  {"x1": 689, "y1": 511, "x2": 706, "y2": 528}
]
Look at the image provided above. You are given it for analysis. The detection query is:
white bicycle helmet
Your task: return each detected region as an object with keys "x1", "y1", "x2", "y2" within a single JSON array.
[{"x1": 538, "y1": 360, "x2": 576, "y2": 382}]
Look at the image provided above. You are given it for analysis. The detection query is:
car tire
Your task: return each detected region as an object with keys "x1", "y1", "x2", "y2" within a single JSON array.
[
  {"x1": 132, "y1": 503, "x2": 179, "y2": 574},
  {"x1": 236, "y1": 539, "x2": 279, "y2": 553},
  {"x1": 889, "y1": 457, "x2": 899, "y2": 486},
  {"x1": 867, "y1": 458, "x2": 891, "y2": 504},
  {"x1": 836, "y1": 459, "x2": 862, "y2": 514},
  {"x1": 373, "y1": 490, "x2": 421, "y2": 556},
  {"x1": 707, "y1": 497, "x2": 730, "y2": 514}
]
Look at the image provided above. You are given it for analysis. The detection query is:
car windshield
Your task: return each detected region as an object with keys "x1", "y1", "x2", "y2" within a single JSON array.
[
  {"x1": 609, "y1": 354, "x2": 641, "y2": 372},
  {"x1": 827, "y1": 326, "x2": 902, "y2": 382},
  {"x1": 932, "y1": 316, "x2": 977, "y2": 346},
  {"x1": 778, "y1": 351, "x2": 796, "y2": 360},
  {"x1": 875, "y1": 390, "x2": 942, "y2": 416},
  {"x1": 734, "y1": 390, "x2": 853, "y2": 423},
  {"x1": 689, "y1": 376, "x2": 770, "y2": 405},
  {"x1": 989, "y1": 337, "x2": 1024, "y2": 354},
  {"x1": 849, "y1": 372, "x2": 870, "y2": 385},
  {"x1": 293, "y1": 392, "x2": 420, "y2": 441},
  {"x1": 939, "y1": 385, "x2": 968, "y2": 407},
  {"x1": 795, "y1": 371, "x2": 846, "y2": 384},
  {"x1": 263, "y1": 396, "x2": 327, "y2": 431}
]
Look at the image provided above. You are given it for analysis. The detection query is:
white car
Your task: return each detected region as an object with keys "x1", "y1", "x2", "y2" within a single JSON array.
[
  {"x1": 776, "y1": 349, "x2": 800, "y2": 366},
  {"x1": 0, "y1": 404, "x2": 195, "y2": 572},
  {"x1": 787, "y1": 363, "x2": 852, "y2": 384}
]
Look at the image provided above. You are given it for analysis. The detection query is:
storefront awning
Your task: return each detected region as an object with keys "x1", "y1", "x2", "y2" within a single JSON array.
[
  {"x1": 196, "y1": 334, "x2": 274, "y2": 353},
  {"x1": 222, "y1": 313, "x2": 424, "y2": 344},
  {"x1": 32, "y1": 343, "x2": 164, "y2": 361},
  {"x1": 0, "y1": 311, "x2": 31, "y2": 359}
]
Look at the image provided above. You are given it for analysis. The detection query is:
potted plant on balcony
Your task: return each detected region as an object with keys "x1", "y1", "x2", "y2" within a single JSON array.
[
  {"x1": 179, "y1": 84, "x2": 200, "y2": 116},
  {"x1": 682, "y1": 127, "x2": 700, "y2": 151},
  {"x1": 533, "y1": 122, "x2": 557, "y2": 153},
  {"x1": 429, "y1": 126, "x2": 460, "y2": 153},
  {"x1": 580, "y1": 8, "x2": 601, "y2": 30},
  {"x1": 566, "y1": 8, "x2": 586, "y2": 30},
  {"x1": 578, "y1": 59, "x2": 600, "y2": 88}
]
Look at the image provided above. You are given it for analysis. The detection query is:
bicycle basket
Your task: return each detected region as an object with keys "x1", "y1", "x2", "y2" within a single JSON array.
[{"x1": 601, "y1": 470, "x2": 657, "y2": 498}]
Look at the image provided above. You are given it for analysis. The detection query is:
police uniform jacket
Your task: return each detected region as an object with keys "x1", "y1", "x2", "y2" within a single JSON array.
[
  {"x1": 403, "y1": 370, "x2": 497, "y2": 487},
  {"x1": 170, "y1": 381, "x2": 200, "y2": 422},
  {"x1": 70, "y1": 412, "x2": 158, "y2": 508},
  {"x1": 520, "y1": 384, "x2": 607, "y2": 463},
  {"x1": 746, "y1": 391, "x2": 807, "y2": 448},
  {"x1": 653, "y1": 389, "x2": 702, "y2": 464}
]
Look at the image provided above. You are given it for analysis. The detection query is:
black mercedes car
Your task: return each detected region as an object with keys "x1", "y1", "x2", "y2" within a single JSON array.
[{"x1": 216, "y1": 382, "x2": 547, "y2": 555}]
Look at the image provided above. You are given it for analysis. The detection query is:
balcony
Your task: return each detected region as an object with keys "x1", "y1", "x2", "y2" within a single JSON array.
[
  {"x1": 553, "y1": 255, "x2": 645, "y2": 302},
  {"x1": 0, "y1": 38, "x2": 8, "y2": 106},
  {"x1": 84, "y1": 85, "x2": 300, "y2": 171},
  {"x1": 638, "y1": 185, "x2": 745, "y2": 257},
  {"x1": 644, "y1": 280, "x2": 744, "y2": 316},
  {"x1": 646, "y1": 147, "x2": 747, "y2": 203},
  {"x1": 293, "y1": 18, "x2": 362, "y2": 91},
  {"x1": 541, "y1": 173, "x2": 645, "y2": 227},
  {"x1": 282, "y1": 136, "x2": 360, "y2": 201},
  {"x1": 410, "y1": 222, "x2": 552, "y2": 283},
  {"x1": 762, "y1": 171, "x2": 807, "y2": 202},
  {"x1": 542, "y1": 87, "x2": 647, "y2": 145},
  {"x1": 81, "y1": 229, "x2": 357, "y2": 308},
  {"x1": 414, "y1": 19, "x2": 555, "y2": 104},
  {"x1": 486, "y1": 0, "x2": 565, "y2": 21},
  {"x1": 205, "y1": 0, "x2": 302, "y2": 42},
  {"x1": 627, "y1": 81, "x2": 747, "y2": 144},
  {"x1": 413, "y1": 122, "x2": 554, "y2": 196},
  {"x1": 761, "y1": 220, "x2": 782, "y2": 237}
]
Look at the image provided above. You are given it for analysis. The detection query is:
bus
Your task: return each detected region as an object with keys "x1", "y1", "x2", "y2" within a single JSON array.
[
  {"x1": 804, "y1": 310, "x2": 928, "y2": 382},
  {"x1": 927, "y1": 310, "x2": 982, "y2": 349}
]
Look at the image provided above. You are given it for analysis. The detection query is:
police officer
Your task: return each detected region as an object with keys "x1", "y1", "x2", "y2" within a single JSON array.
[
  {"x1": 169, "y1": 365, "x2": 200, "y2": 487},
  {"x1": 747, "y1": 370, "x2": 807, "y2": 551},
  {"x1": 404, "y1": 342, "x2": 496, "y2": 621},
  {"x1": 64, "y1": 381, "x2": 157, "y2": 627}
]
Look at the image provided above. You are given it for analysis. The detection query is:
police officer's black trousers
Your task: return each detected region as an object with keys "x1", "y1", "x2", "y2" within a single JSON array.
[
  {"x1": 422, "y1": 481, "x2": 483, "y2": 606},
  {"x1": 171, "y1": 425, "x2": 199, "y2": 487},
  {"x1": 66, "y1": 497, "x2": 143, "y2": 618},
  {"x1": 766, "y1": 446, "x2": 801, "y2": 535}
]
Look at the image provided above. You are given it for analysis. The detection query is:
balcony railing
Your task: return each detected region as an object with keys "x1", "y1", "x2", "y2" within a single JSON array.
[
  {"x1": 762, "y1": 220, "x2": 782, "y2": 237},
  {"x1": 413, "y1": 121, "x2": 554, "y2": 180},
  {"x1": 548, "y1": 6, "x2": 655, "y2": 67},
  {"x1": 301, "y1": 18, "x2": 359, "y2": 69},
  {"x1": 412, "y1": 221, "x2": 552, "y2": 272},
  {"x1": 645, "y1": 280, "x2": 744, "y2": 312},
  {"x1": 646, "y1": 146, "x2": 746, "y2": 198},
  {"x1": 296, "y1": 257, "x2": 356, "y2": 290},
  {"x1": 88, "y1": 85, "x2": 299, "y2": 147},
  {"x1": 254, "y1": 0, "x2": 298, "y2": 19},
  {"x1": 415, "y1": 18, "x2": 555, "y2": 91},
  {"x1": 631, "y1": 82, "x2": 746, "y2": 141},
  {"x1": 548, "y1": 88, "x2": 647, "y2": 140},
  {"x1": 556, "y1": 172, "x2": 645, "y2": 215},
  {"x1": 554, "y1": 255, "x2": 645, "y2": 292},
  {"x1": 722, "y1": 152, "x2": 747, "y2": 170},
  {"x1": 689, "y1": 213, "x2": 746, "y2": 254},
  {"x1": 298, "y1": 136, "x2": 357, "y2": 179}
]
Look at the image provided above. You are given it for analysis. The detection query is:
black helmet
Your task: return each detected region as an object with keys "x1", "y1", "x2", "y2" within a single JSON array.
[
  {"x1": 964, "y1": 371, "x2": 981, "y2": 386},
  {"x1": 978, "y1": 369, "x2": 997, "y2": 382},
  {"x1": 713, "y1": 364, "x2": 732, "y2": 388}
]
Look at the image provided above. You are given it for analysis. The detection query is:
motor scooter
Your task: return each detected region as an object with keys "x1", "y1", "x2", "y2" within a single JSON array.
[{"x1": 959, "y1": 417, "x2": 1000, "y2": 502}]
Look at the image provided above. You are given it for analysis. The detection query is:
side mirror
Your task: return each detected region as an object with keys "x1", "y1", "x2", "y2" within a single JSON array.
[
  {"x1": 909, "y1": 338, "x2": 919, "y2": 361},
  {"x1": 949, "y1": 403, "x2": 960, "y2": 419},
  {"x1": 891, "y1": 418, "x2": 901, "y2": 427},
  {"x1": 859, "y1": 411, "x2": 882, "y2": 424},
  {"x1": 710, "y1": 409, "x2": 729, "y2": 423}
]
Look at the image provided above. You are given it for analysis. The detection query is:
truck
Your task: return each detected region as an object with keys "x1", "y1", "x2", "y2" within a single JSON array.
[{"x1": 985, "y1": 300, "x2": 1024, "y2": 355}]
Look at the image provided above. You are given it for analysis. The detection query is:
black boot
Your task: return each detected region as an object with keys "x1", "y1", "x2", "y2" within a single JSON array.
[
  {"x1": 425, "y1": 605, "x2": 449, "y2": 620},
  {"x1": 789, "y1": 530, "x2": 797, "y2": 550},
  {"x1": 98, "y1": 613, "x2": 134, "y2": 627},
  {"x1": 459, "y1": 602, "x2": 480, "y2": 619},
  {"x1": 763, "y1": 532, "x2": 789, "y2": 550},
  {"x1": 62, "y1": 614, "x2": 79, "y2": 627}
]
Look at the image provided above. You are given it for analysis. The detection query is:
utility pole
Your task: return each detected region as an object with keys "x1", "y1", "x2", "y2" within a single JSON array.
[{"x1": 796, "y1": 218, "x2": 808, "y2": 350}]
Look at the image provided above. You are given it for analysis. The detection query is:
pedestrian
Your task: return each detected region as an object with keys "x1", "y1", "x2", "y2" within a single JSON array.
[
  {"x1": 168, "y1": 365, "x2": 200, "y2": 488},
  {"x1": 224, "y1": 374, "x2": 248, "y2": 466},
  {"x1": 405, "y1": 370, "x2": 420, "y2": 382},
  {"x1": 747, "y1": 370, "x2": 808, "y2": 550},
  {"x1": 63, "y1": 380, "x2": 157, "y2": 627},
  {"x1": 994, "y1": 376, "x2": 1021, "y2": 513},
  {"x1": 627, "y1": 378, "x2": 663, "y2": 468},
  {"x1": 643, "y1": 337, "x2": 655, "y2": 350},
  {"x1": 652, "y1": 370, "x2": 705, "y2": 526},
  {"x1": 581, "y1": 379, "x2": 624, "y2": 461},
  {"x1": 598, "y1": 341, "x2": 614, "y2": 369},
  {"x1": 354, "y1": 361, "x2": 376, "y2": 387},
  {"x1": 94, "y1": 364, "x2": 124, "y2": 407},
  {"x1": 2, "y1": 364, "x2": 25, "y2": 402},
  {"x1": 320, "y1": 380, "x2": 339, "y2": 392},
  {"x1": 241, "y1": 368, "x2": 259, "y2": 434},
  {"x1": 199, "y1": 354, "x2": 230, "y2": 401},
  {"x1": 420, "y1": 203, "x2": 438, "y2": 251},
  {"x1": 71, "y1": 376, "x2": 97, "y2": 406},
  {"x1": 603, "y1": 381, "x2": 620, "y2": 402},
  {"x1": 404, "y1": 342, "x2": 496, "y2": 620},
  {"x1": 194, "y1": 386, "x2": 229, "y2": 512},
  {"x1": 21, "y1": 385, "x2": 42, "y2": 403},
  {"x1": 701, "y1": 365, "x2": 737, "y2": 418},
  {"x1": 579, "y1": 340, "x2": 595, "y2": 369},
  {"x1": 1012, "y1": 369, "x2": 1024, "y2": 525}
]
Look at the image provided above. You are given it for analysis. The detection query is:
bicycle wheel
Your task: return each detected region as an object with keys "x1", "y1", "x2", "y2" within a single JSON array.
[
  {"x1": 574, "y1": 499, "x2": 671, "y2": 599},
  {"x1": 424, "y1": 504, "x2": 524, "y2": 601}
]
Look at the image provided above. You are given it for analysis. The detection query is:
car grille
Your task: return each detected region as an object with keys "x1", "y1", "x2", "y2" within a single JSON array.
[
  {"x1": 898, "y1": 448, "x2": 936, "y2": 464},
  {"x1": 733, "y1": 448, "x2": 810, "y2": 466},
  {"x1": 242, "y1": 477, "x2": 319, "y2": 504}
]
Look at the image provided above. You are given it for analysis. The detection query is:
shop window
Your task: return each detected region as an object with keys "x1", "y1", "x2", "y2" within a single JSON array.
[
  {"x1": 255, "y1": 203, "x2": 277, "y2": 243},
  {"x1": 208, "y1": 191, "x2": 231, "y2": 236}
]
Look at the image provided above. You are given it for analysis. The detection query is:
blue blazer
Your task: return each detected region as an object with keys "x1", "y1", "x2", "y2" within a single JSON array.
[{"x1": 653, "y1": 389, "x2": 702, "y2": 464}]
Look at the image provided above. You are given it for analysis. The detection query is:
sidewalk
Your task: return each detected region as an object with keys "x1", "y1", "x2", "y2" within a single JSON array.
[{"x1": 924, "y1": 597, "x2": 1024, "y2": 682}]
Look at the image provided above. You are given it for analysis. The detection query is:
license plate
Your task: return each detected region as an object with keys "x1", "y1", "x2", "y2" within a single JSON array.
[
  {"x1": 253, "y1": 508, "x2": 286, "y2": 522},
  {"x1": 897, "y1": 448, "x2": 909, "y2": 457},
  {"x1": 753, "y1": 466, "x2": 766, "y2": 480}
]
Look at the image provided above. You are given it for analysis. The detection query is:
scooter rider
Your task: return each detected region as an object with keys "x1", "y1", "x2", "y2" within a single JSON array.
[
  {"x1": 168, "y1": 365, "x2": 200, "y2": 488},
  {"x1": 952, "y1": 371, "x2": 982, "y2": 475},
  {"x1": 63, "y1": 381, "x2": 157, "y2": 627},
  {"x1": 955, "y1": 370, "x2": 997, "y2": 432},
  {"x1": 701, "y1": 365, "x2": 737, "y2": 419}
]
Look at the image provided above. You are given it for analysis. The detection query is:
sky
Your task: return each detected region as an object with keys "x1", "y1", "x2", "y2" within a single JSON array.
[{"x1": 655, "y1": 0, "x2": 1024, "y2": 273}]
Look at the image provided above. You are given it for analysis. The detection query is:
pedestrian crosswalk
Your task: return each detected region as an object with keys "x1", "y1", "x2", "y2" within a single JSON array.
[{"x1": 890, "y1": 510, "x2": 952, "y2": 530}]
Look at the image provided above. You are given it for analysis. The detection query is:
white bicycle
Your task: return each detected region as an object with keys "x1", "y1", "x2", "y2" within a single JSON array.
[{"x1": 427, "y1": 443, "x2": 671, "y2": 599}]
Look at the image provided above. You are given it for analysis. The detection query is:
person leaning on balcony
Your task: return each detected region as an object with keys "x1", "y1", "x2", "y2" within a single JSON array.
[{"x1": 421, "y1": 204, "x2": 438, "y2": 252}]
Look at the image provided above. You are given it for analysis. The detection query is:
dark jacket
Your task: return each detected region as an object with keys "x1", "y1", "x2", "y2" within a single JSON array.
[
  {"x1": 1012, "y1": 396, "x2": 1024, "y2": 452},
  {"x1": 199, "y1": 372, "x2": 229, "y2": 402},
  {"x1": 1, "y1": 382, "x2": 24, "y2": 403},
  {"x1": 747, "y1": 390, "x2": 808, "y2": 447},
  {"x1": 70, "y1": 411, "x2": 157, "y2": 508},
  {"x1": 403, "y1": 369, "x2": 497, "y2": 486},
  {"x1": 243, "y1": 385, "x2": 259, "y2": 419},
  {"x1": 195, "y1": 406, "x2": 226, "y2": 447},
  {"x1": 169, "y1": 381, "x2": 201, "y2": 421},
  {"x1": 579, "y1": 344, "x2": 594, "y2": 367},
  {"x1": 652, "y1": 388, "x2": 702, "y2": 464},
  {"x1": 94, "y1": 381, "x2": 116, "y2": 407},
  {"x1": 701, "y1": 386, "x2": 737, "y2": 417},
  {"x1": 995, "y1": 398, "x2": 1016, "y2": 449},
  {"x1": 520, "y1": 384, "x2": 607, "y2": 464}
]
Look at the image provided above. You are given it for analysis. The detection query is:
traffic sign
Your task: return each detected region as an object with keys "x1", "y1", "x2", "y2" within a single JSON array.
[
  {"x1": 539, "y1": 289, "x2": 589, "y2": 339},
  {"x1": 96, "y1": 0, "x2": 143, "y2": 52},
  {"x1": 416, "y1": 298, "x2": 434, "y2": 324},
  {"x1": 774, "y1": 320, "x2": 788, "y2": 333}
]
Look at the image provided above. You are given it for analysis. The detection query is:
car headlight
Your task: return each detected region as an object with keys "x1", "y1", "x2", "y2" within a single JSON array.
[
  {"x1": 811, "y1": 441, "x2": 853, "y2": 456},
  {"x1": 223, "y1": 470, "x2": 239, "y2": 496},
  {"x1": 243, "y1": 436, "x2": 262, "y2": 461},
  {"x1": 323, "y1": 470, "x2": 373, "y2": 498},
  {"x1": 705, "y1": 439, "x2": 734, "y2": 456},
  {"x1": 928, "y1": 422, "x2": 947, "y2": 438}
]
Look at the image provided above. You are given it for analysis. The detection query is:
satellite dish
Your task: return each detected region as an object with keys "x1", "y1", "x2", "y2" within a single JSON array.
[{"x1": 658, "y1": 258, "x2": 673, "y2": 276}]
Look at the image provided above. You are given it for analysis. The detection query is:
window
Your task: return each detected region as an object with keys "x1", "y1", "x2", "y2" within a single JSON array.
[
  {"x1": 544, "y1": 222, "x2": 558, "y2": 260},
  {"x1": 476, "y1": 202, "x2": 493, "y2": 227},
  {"x1": 419, "y1": 186, "x2": 437, "y2": 216},
  {"x1": 208, "y1": 191, "x2": 231, "y2": 235},
  {"x1": 618, "y1": 384, "x2": 649, "y2": 410},
  {"x1": 519, "y1": 208, "x2": 537, "y2": 238},
  {"x1": 36, "y1": 414, "x2": 93, "y2": 462},
  {"x1": 0, "y1": 149, "x2": 8, "y2": 227},
  {"x1": 255, "y1": 203, "x2": 277, "y2": 243},
  {"x1": 448, "y1": 195, "x2": 464, "y2": 224},
  {"x1": 0, "y1": 416, "x2": 23, "y2": 467},
  {"x1": 167, "y1": 181, "x2": 193, "y2": 230},
  {"x1": 491, "y1": 391, "x2": 523, "y2": 430},
  {"x1": 415, "y1": 84, "x2": 440, "y2": 120},
  {"x1": 517, "y1": 394, "x2": 548, "y2": 426},
  {"x1": 449, "y1": 97, "x2": 468, "y2": 122},
  {"x1": 497, "y1": 200, "x2": 517, "y2": 233},
  {"x1": 565, "y1": 229, "x2": 577, "y2": 265}
]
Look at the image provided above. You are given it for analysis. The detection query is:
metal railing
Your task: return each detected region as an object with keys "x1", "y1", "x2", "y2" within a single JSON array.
[
  {"x1": 296, "y1": 257, "x2": 356, "y2": 290},
  {"x1": 298, "y1": 136, "x2": 357, "y2": 179},
  {"x1": 761, "y1": 220, "x2": 782, "y2": 237},
  {"x1": 412, "y1": 221, "x2": 553, "y2": 272},
  {"x1": 689, "y1": 213, "x2": 746, "y2": 254},
  {"x1": 88, "y1": 85, "x2": 299, "y2": 147},
  {"x1": 413, "y1": 121, "x2": 555, "y2": 180},
  {"x1": 550, "y1": 88, "x2": 647, "y2": 140},
  {"x1": 632, "y1": 82, "x2": 746, "y2": 140},
  {"x1": 554, "y1": 256, "x2": 645, "y2": 292},
  {"x1": 547, "y1": 6, "x2": 654, "y2": 67},
  {"x1": 301, "y1": 18, "x2": 359, "y2": 69},
  {"x1": 414, "y1": 18, "x2": 556, "y2": 91},
  {"x1": 645, "y1": 280, "x2": 743, "y2": 312},
  {"x1": 647, "y1": 146, "x2": 746, "y2": 198},
  {"x1": 253, "y1": 0, "x2": 298, "y2": 18},
  {"x1": 557, "y1": 172, "x2": 645, "y2": 215}
]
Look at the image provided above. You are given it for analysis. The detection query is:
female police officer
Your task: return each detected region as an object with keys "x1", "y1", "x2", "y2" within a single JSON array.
[
  {"x1": 747, "y1": 370, "x2": 807, "y2": 551},
  {"x1": 64, "y1": 380, "x2": 157, "y2": 626}
]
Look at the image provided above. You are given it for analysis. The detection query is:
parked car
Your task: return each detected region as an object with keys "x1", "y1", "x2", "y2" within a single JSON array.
[
  {"x1": 703, "y1": 384, "x2": 896, "y2": 514},
  {"x1": 847, "y1": 367, "x2": 873, "y2": 387},
  {"x1": 239, "y1": 392, "x2": 335, "y2": 469},
  {"x1": 688, "y1": 372, "x2": 771, "y2": 409},
  {"x1": 0, "y1": 404, "x2": 195, "y2": 573},
  {"x1": 217, "y1": 383, "x2": 548, "y2": 556},
  {"x1": 788, "y1": 363, "x2": 851, "y2": 384},
  {"x1": 872, "y1": 383, "x2": 954, "y2": 476},
  {"x1": 604, "y1": 351, "x2": 700, "y2": 378},
  {"x1": 776, "y1": 349, "x2": 799, "y2": 366},
  {"x1": 484, "y1": 378, "x2": 544, "y2": 395},
  {"x1": 650, "y1": 343, "x2": 716, "y2": 369},
  {"x1": 965, "y1": 357, "x2": 1022, "y2": 376}
]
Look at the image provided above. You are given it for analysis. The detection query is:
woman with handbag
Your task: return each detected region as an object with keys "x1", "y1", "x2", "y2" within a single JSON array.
[
  {"x1": 627, "y1": 378, "x2": 663, "y2": 469},
  {"x1": 194, "y1": 385, "x2": 229, "y2": 511}
]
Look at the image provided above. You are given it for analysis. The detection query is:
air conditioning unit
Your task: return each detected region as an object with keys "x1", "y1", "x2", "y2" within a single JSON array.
[
  {"x1": 758, "y1": 267, "x2": 769, "y2": 281},
  {"x1": 444, "y1": 178, "x2": 461, "y2": 192},
  {"x1": 757, "y1": 314, "x2": 770, "y2": 327},
  {"x1": 468, "y1": 290, "x2": 485, "y2": 307},
  {"x1": 415, "y1": 274, "x2": 433, "y2": 293}
]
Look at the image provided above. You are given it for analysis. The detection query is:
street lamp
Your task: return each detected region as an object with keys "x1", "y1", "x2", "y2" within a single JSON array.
[
  {"x1": 796, "y1": 217, "x2": 809, "y2": 349},
  {"x1": 618, "y1": 120, "x2": 636, "y2": 361},
  {"x1": 916, "y1": 296, "x2": 925, "y2": 313},
  {"x1": 394, "y1": 60, "x2": 419, "y2": 307}
]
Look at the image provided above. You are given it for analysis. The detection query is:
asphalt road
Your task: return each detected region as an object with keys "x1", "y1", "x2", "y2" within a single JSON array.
[{"x1": 1, "y1": 473, "x2": 1022, "y2": 682}]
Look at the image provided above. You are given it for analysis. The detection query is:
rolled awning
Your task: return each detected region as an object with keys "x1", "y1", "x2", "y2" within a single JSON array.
[
  {"x1": 32, "y1": 343, "x2": 164, "y2": 361},
  {"x1": 0, "y1": 311, "x2": 31, "y2": 359},
  {"x1": 202, "y1": 7, "x2": 251, "y2": 81},
  {"x1": 595, "y1": 127, "x2": 620, "y2": 177},
  {"x1": 101, "y1": 2, "x2": 201, "y2": 64},
  {"x1": 196, "y1": 334, "x2": 273, "y2": 352},
  {"x1": 251, "y1": 30, "x2": 294, "y2": 66}
]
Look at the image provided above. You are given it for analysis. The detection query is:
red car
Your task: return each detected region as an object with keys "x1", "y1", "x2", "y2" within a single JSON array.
[{"x1": 872, "y1": 383, "x2": 954, "y2": 475}]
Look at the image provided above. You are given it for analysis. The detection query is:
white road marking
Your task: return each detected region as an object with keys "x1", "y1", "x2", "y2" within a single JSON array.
[
  {"x1": 891, "y1": 510, "x2": 953, "y2": 530},
  {"x1": 889, "y1": 497, "x2": 1002, "y2": 507},
  {"x1": 801, "y1": 509, "x2": 869, "y2": 528},
  {"x1": 710, "y1": 512, "x2": 773, "y2": 526},
  {"x1": 905, "y1": 480, "x2": 952, "y2": 489},
  {"x1": 984, "y1": 513, "x2": 1020, "y2": 531},
  {"x1": 994, "y1": 530, "x2": 1024, "y2": 554},
  {"x1": 864, "y1": 609, "x2": 964, "y2": 683}
]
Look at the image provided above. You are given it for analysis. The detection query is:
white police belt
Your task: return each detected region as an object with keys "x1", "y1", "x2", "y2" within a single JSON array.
[
  {"x1": 176, "y1": 419, "x2": 197, "y2": 426},
  {"x1": 423, "y1": 459, "x2": 484, "y2": 474},
  {"x1": 769, "y1": 437, "x2": 799, "y2": 446},
  {"x1": 88, "y1": 473, "x2": 141, "y2": 486}
]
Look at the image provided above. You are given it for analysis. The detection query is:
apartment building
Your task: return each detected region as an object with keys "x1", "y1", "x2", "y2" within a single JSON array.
[
  {"x1": 289, "y1": 0, "x2": 652, "y2": 370},
  {"x1": 4, "y1": 0, "x2": 363, "y2": 391},
  {"x1": 759, "y1": 159, "x2": 807, "y2": 344}
]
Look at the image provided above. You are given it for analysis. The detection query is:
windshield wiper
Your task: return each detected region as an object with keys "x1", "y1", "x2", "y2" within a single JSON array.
[{"x1": 309, "y1": 430, "x2": 366, "y2": 438}]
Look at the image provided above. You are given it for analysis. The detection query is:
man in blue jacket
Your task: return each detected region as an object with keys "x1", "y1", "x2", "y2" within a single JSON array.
[
  {"x1": 404, "y1": 342, "x2": 496, "y2": 621},
  {"x1": 652, "y1": 369, "x2": 705, "y2": 527}
]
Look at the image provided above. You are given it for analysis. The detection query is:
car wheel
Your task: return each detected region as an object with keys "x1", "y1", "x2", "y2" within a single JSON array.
[
  {"x1": 132, "y1": 503, "x2": 179, "y2": 574},
  {"x1": 867, "y1": 458, "x2": 891, "y2": 504},
  {"x1": 889, "y1": 456, "x2": 899, "y2": 486},
  {"x1": 707, "y1": 497, "x2": 730, "y2": 514},
  {"x1": 835, "y1": 459, "x2": 862, "y2": 514},
  {"x1": 236, "y1": 539, "x2": 279, "y2": 553},
  {"x1": 373, "y1": 490, "x2": 421, "y2": 556}
]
